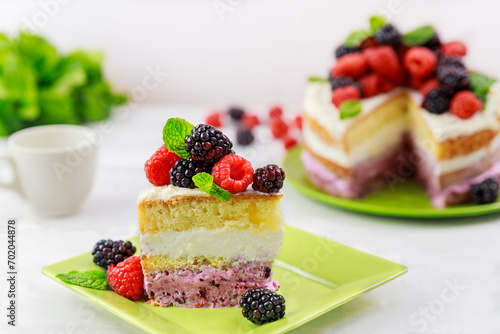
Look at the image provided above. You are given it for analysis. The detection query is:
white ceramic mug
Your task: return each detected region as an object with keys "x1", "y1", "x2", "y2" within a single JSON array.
[{"x1": 0, "y1": 125, "x2": 98, "y2": 216}]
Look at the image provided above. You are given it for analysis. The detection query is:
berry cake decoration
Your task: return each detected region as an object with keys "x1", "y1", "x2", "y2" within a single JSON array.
[{"x1": 302, "y1": 16, "x2": 500, "y2": 207}]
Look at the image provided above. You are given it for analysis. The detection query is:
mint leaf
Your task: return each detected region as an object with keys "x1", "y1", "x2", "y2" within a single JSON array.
[
  {"x1": 193, "y1": 172, "x2": 233, "y2": 202},
  {"x1": 56, "y1": 270, "x2": 108, "y2": 290},
  {"x1": 308, "y1": 76, "x2": 328, "y2": 83},
  {"x1": 402, "y1": 25, "x2": 435, "y2": 46},
  {"x1": 369, "y1": 16, "x2": 387, "y2": 33},
  {"x1": 345, "y1": 30, "x2": 372, "y2": 47},
  {"x1": 162, "y1": 118, "x2": 194, "y2": 159},
  {"x1": 339, "y1": 100, "x2": 362, "y2": 119},
  {"x1": 469, "y1": 72, "x2": 497, "y2": 102}
]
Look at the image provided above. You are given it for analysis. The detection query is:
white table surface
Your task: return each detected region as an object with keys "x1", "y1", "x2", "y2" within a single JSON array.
[{"x1": 1, "y1": 104, "x2": 500, "y2": 334}]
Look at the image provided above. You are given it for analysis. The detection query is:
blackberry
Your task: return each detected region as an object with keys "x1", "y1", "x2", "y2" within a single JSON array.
[
  {"x1": 92, "y1": 239, "x2": 136, "y2": 269},
  {"x1": 240, "y1": 288, "x2": 285, "y2": 325},
  {"x1": 334, "y1": 44, "x2": 361, "y2": 59},
  {"x1": 252, "y1": 164, "x2": 285, "y2": 193},
  {"x1": 236, "y1": 127, "x2": 254, "y2": 146},
  {"x1": 228, "y1": 106, "x2": 245, "y2": 121},
  {"x1": 170, "y1": 158, "x2": 213, "y2": 189},
  {"x1": 422, "y1": 87, "x2": 453, "y2": 114},
  {"x1": 423, "y1": 33, "x2": 441, "y2": 50},
  {"x1": 374, "y1": 24, "x2": 401, "y2": 47},
  {"x1": 329, "y1": 75, "x2": 362, "y2": 94},
  {"x1": 470, "y1": 178, "x2": 499, "y2": 204},
  {"x1": 184, "y1": 124, "x2": 233, "y2": 162},
  {"x1": 436, "y1": 64, "x2": 470, "y2": 92},
  {"x1": 437, "y1": 54, "x2": 465, "y2": 69}
]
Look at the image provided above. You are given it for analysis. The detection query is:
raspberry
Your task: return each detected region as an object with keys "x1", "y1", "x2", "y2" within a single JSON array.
[
  {"x1": 144, "y1": 146, "x2": 182, "y2": 186},
  {"x1": 470, "y1": 178, "x2": 499, "y2": 205},
  {"x1": 329, "y1": 76, "x2": 362, "y2": 93},
  {"x1": 440, "y1": 41, "x2": 467, "y2": 57},
  {"x1": 170, "y1": 158, "x2": 213, "y2": 188},
  {"x1": 335, "y1": 45, "x2": 361, "y2": 58},
  {"x1": 107, "y1": 256, "x2": 144, "y2": 301},
  {"x1": 423, "y1": 33, "x2": 441, "y2": 50},
  {"x1": 269, "y1": 106, "x2": 283, "y2": 118},
  {"x1": 228, "y1": 106, "x2": 245, "y2": 121},
  {"x1": 252, "y1": 164, "x2": 285, "y2": 193},
  {"x1": 422, "y1": 87, "x2": 453, "y2": 114},
  {"x1": 240, "y1": 288, "x2": 285, "y2": 325},
  {"x1": 270, "y1": 117, "x2": 288, "y2": 139},
  {"x1": 331, "y1": 85, "x2": 361, "y2": 108},
  {"x1": 292, "y1": 115, "x2": 302, "y2": 130},
  {"x1": 363, "y1": 46, "x2": 403, "y2": 82},
  {"x1": 205, "y1": 111, "x2": 223, "y2": 128},
  {"x1": 212, "y1": 154, "x2": 253, "y2": 194},
  {"x1": 436, "y1": 64, "x2": 470, "y2": 92},
  {"x1": 359, "y1": 73, "x2": 395, "y2": 98},
  {"x1": 403, "y1": 47, "x2": 438, "y2": 78},
  {"x1": 92, "y1": 239, "x2": 137, "y2": 269},
  {"x1": 236, "y1": 127, "x2": 254, "y2": 146},
  {"x1": 419, "y1": 78, "x2": 440, "y2": 96},
  {"x1": 242, "y1": 114, "x2": 260, "y2": 129},
  {"x1": 282, "y1": 136, "x2": 298, "y2": 150},
  {"x1": 360, "y1": 36, "x2": 377, "y2": 49},
  {"x1": 450, "y1": 91, "x2": 483, "y2": 120},
  {"x1": 374, "y1": 24, "x2": 401, "y2": 47},
  {"x1": 332, "y1": 53, "x2": 368, "y2": 79},
  {"x1": 185, "y1": 124, "x2": 233, "y2": 162}
]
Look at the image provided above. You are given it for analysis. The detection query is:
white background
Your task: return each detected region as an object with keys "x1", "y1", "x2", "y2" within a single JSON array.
[{"x1": 1, "y1": 1, "x2": 500, "y2": 334}]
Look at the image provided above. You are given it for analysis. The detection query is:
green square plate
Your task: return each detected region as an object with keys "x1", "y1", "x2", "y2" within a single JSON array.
[{"x1": 42, "y1": 225, "x2": 407, "y2": 334}]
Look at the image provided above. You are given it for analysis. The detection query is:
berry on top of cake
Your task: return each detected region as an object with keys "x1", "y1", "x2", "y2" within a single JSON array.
[{"x1": 302, "y1": 16, "x2": 500, "y2": 207}]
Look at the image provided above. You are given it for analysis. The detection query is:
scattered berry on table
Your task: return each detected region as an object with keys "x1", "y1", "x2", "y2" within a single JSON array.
[
  {"x1": 363, "y1": 46, "x2": 403, "y2": 82},
  {"x1": 436, "y1": 64, "x2": 470, "y2": 92},
  {"x1": 440, "y1": 41, "x2": 467, "y2": 57},
  {"x1": 470, "y1": 178, "x2": 499, "y2": 205},
  {"x1": 170, "y1": 158, "x2": 213, "y2": 188},
  {"x1": 331, "y1": 85, "x2": 361, "y2": 108},
  {"x1": 422, "y1": 87, "x2": 453, "y2": 114},
  {"x1": 252, "y1": 164, "x2": 285, "y2": 193},
  {"x1": 418, "y1": 78, "x2": 440, "y2": 96},
  {"x1": 185, "y1": 124, "x2": 233, "y2": 162},
  {"x1": 212, "y1": 154, "x2": 254, "y2": 194},
  {"x1": 228, "y1": 106, "x2": 245, "y2": 121},
  {"x1": 450, "y1": 90, "x2": 483, "y2": 120},
  {"x1": 205, "y1": 111, "x2": 223, "y2": 128},
  {"x1": 92, "y1": 239, "x2": 136, "y2": 269},
  {"x1": 269, "y1": 105, "x2": 283, "y2": 119},
  {"x1": 374, "y1": 24, "x2": 401, "y2": 47},
  {"x1": 423, "y1": 33, "x2": 441, "y2": 50},
  {"x1": 144, "y1": 146, "x2": 182, "y2": 186},
  {"x1": 332, "y1": 53, "x2": 368, "y2": 79},
  {"x1": 282, "y1": 136, "x2": 298, "y2": 150},
  {"x1": 270, "y1": 116, "x2": 288, "y2": 139},
  {"x1": 403, "y1": 47, "x2": 438, "y2": 78},
  {"x1": 359, "y1": 73, "x2": 394, "y2": 98},
  {"x1": 240, "y1": 288, "x2": 286, "y2": 325},
  {"x1": 242, "y1": 114, "x2": 260, "y2": 129},
  {"x1": 236, "y1": 127, "x2": 255, "y2": 146},
  {"x1": 335, "y1": 44, "x2": 361, "y2": 58},
  {"x1": 292, "y1": 115, "x2": 302, "y2": 130},
  {"x1": 107, "y1": 256, "x2": 144, "y2": 301},
  {"x1": 329, "y1": 75, "x2": 362, "y2": 93}
]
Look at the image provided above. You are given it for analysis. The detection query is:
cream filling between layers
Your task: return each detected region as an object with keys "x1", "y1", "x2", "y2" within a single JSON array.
[{"x1": 141, "y1": 227, "x2": 284, "y2": 262}]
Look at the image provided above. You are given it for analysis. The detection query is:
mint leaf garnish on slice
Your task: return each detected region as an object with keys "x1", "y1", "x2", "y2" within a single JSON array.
[
  {"x1": 56, "y1": 270, "x2": 108, "y2": 290},
  {"x1": 308, "y1": 76, "x2": 328, "y2": 83},
  {"x1": 162, "y1": 118, "x2": 194, "y2": 159},
  {"x1": 469, "y1": 72, "x2": 497, "y2": 103},
  {"x1": 402, "y1": 25, "x2": 435, "y2": 46},
  {"x1": 344, "y1": 30, "x2": 372, "y2": 47},
  {"x1": 369, "y1": 15, "x2": 387, "y2": 34},
  {"x1": 193, "y1": 172, "x2": 233, "y2": 202},
  {"x1": 339, "y1": 100, "x2": 362, "y2": 119}
]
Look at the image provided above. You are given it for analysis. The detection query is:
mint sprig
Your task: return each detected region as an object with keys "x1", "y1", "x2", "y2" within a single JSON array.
[
  {"x1": 162, "y1": 118, "x2": 194, "y2": 159},
  {"x1": 308, "y1": 76, "x2": 328, "y2": 83},
  {"x1": 339, "y1": 100, "x2": 362, "y2": 119},
  {"x1": 344, "y1": 30, "x2": 371, "y2": 47},
  {"x1": 469, "y1": 72, "x2": 497, "y2": 103},
  {"x1": 369, "y1": 15, "x2": 387, "y2": 34},
  {"x1": 402, "y1": 25, "x2": 435, "y2": 46},
  {"x1": 56, "y1": 270, "x2": 108, "y2": 290},
  {"x1": 193, "y1": 172, "x2": 233, "y2": 202}
]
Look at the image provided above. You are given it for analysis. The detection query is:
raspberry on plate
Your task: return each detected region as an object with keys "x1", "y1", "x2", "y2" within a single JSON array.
[
  {"x1": 403, "y1": 47, "x2": 438, "y2": 78},
  {"x1": 282, "y1": 135, "x2": 298, "y2": 150},
  {"x1": 144, "y1": 146, "x2": 182, "y2": 186},
  {"x1": 440, "y1": 41, "x2": 467, "y2": 57},
  {"x1": 212, "y1": 154, "x2": 254, "y2": 194},
  {"x1": 359, "y1": 73, "x2": 395, "y2": 98},
  {"x1": 363, "y1": 46, "x2": 403, "y2": 82},
  {"x1": 331, "y1": 85, "x2": 361, "y2": 108},
  {"x1": 107, "y1": 256, "x2": 144, "y2": 301},
  {"x1": 332, "y1": 53, "x2": 368, "y2": 79},
  {"x1": 269, "y1": 105, "x2": 283, "y2": 119},
  {"x1": 205, "y1": 111, "x2": 223, "y2": 128},
  {"x1": 242, "y1": 114, "x2": 260, "y2": 129},
  {"x1": 270, "y1": 116, "x2": 288, "y2": 139},
  {"x1": 450, "y1": 90, "x2": 483, "y2": 120}
]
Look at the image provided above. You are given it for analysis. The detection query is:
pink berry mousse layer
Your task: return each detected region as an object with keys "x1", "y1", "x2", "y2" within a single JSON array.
[{"x1": 144, "y1": 264, "x2": 279, "y2": 308}]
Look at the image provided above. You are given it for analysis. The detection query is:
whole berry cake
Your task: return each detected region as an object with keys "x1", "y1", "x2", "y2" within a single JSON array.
[
  {"x1": 138, "y1": 118, "x2": 286, "y2": 308},
  {"x1": 302, "y1": 17, "x2": 500, "y2": 207}
]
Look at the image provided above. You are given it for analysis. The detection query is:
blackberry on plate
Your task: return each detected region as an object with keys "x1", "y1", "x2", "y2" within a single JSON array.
[
  {"x1": 236, "y1": 127, "x2": 254, "y2": 146},
  {"x1": 184, "y1": 124, "x2": 233, "y2": 162},
  {"x1": 423, "y1": 33, "x2": 441, "y2": 50},
  {"x1": 335, "y1": 44, "x2": 361, "y2": 59},
  {"x1": 436, "y1": 64, "x2": 470, "y2": 92},
  {"x1": 374, "y1": 24, "x2": 401, "y2": 47},
  {"x1": 422, "y1": 87, "x2": 453, "y2": 114},
  {"x1": 252, "y1": 164, "x2": 285, "y2": 193},
  {"x1": 228, "y1": 106, "x2": 245, "y2": 121},
  {"x1": 470, "y1": 178, "x2": 499, "y2": 204},
  {"x1": 170, "y1": 158, "x2": 213, "y2": 189},
  {"x1": 240, "y1": 288, "x2": 285, "y2": 325},
  {"x1": 329, "y1": 75, "x2": 362, "y2": 94},
  {"x1": 92, "y1": 239, "x2": 136, "y2": 269}
]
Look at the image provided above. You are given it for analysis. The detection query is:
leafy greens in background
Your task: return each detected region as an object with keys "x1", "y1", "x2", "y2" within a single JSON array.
[{"x1": 0, "y1": 32, "x2": 127, "y2": 136}]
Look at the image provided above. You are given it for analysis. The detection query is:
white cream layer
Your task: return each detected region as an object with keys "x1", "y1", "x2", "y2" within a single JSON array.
[{"x1": 140, "y1": 227, "x2": 284, "y2": 261}]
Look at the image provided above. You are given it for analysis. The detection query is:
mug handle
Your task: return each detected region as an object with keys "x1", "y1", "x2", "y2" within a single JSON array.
[{"x1": 0, "y1": 153, "x2": 19, "y2": 193}]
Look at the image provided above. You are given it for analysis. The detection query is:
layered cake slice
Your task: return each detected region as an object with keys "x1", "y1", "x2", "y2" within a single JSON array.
[{"x1": 302, "y1": 17, "x2": 500, "y2": 207}]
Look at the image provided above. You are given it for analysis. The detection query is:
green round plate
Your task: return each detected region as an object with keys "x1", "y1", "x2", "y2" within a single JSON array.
[{"x1": 283, "y1": 145, "x2": 500, "y2": 218}]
